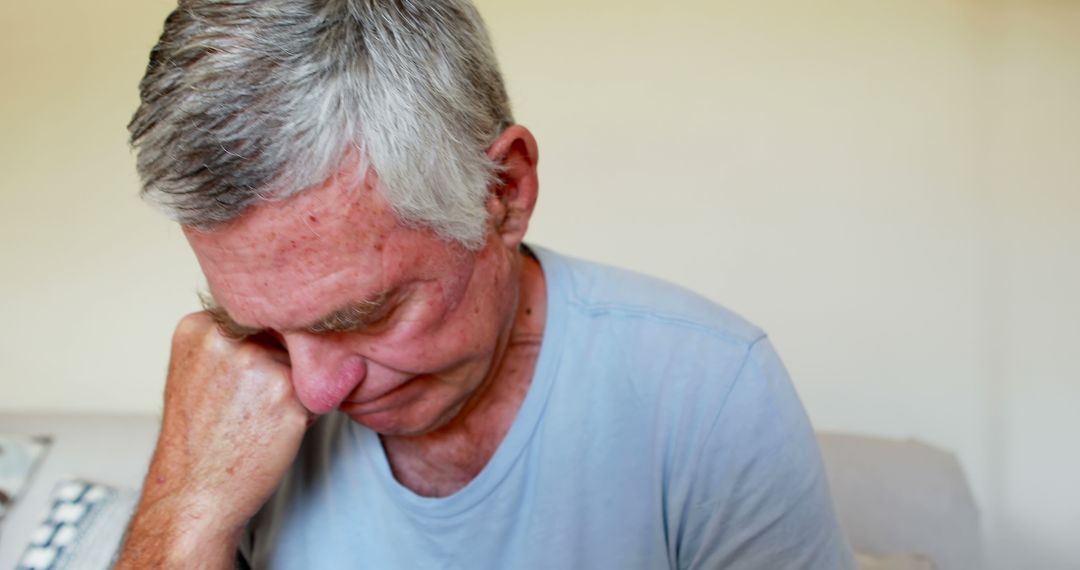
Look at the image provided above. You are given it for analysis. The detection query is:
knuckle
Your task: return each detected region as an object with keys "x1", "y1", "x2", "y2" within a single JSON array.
[
  {"x1": 263, "y1": 379, "x2": 292, "y2": 405},
  {"x1": 177, "y1": 310, "x2": 213, "y2": 331},
  {"x1": 173, "y1": 312, "x2": 214, "y2": 344},
  {"x1": 233, "y1": 342, "x2": 271, "y2": 367},
  {"x1": 249, "y1": 363, "x2": 291, "y2": 393},
  {"x1": 168, "y1": 313, "x2": 240, "y2": 379},
  {"x1": 200, "y1": 330, "x2": 231, "y2": 356}
]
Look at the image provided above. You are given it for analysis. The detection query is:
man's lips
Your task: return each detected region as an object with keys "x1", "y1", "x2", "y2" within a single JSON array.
[
  {"x1": 338, "y1": 397, "x2": 406, "y2": 416},
  {"x1": 338, "y1": 375, "x2": 422, "y2": 413}
]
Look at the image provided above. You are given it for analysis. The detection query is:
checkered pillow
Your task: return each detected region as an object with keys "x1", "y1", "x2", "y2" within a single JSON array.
[{"x1": 17, "y1": 480, "x2": 136, "y2": 570}]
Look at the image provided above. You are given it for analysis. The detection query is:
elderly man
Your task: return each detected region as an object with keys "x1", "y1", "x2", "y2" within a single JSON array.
[{"x1": 118, "y1": 1, "x2": 853, "y2": 568}]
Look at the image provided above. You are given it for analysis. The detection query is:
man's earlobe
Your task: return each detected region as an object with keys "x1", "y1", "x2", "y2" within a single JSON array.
[{"x1": 486, "y1": 125, "x2": 540, "y2": 247}]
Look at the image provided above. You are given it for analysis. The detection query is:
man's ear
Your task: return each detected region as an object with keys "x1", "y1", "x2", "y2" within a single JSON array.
[{"x1": 486, "y1": 124, "x2": 540, "y2": 249}]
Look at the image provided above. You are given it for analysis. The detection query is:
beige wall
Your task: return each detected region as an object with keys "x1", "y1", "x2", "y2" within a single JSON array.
[{"x1": 1, "y1": 1, "x2": 1077, "y2": 568}]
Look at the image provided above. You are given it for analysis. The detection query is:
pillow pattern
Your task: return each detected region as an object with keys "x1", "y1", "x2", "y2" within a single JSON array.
[{"x1": 16, "y1": 479, "x2": 136, "y2": 570}]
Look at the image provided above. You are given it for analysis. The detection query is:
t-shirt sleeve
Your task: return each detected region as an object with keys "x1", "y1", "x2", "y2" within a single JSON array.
[{"x1": 674, "y1": 336, "x2": 855, "y2": 570}]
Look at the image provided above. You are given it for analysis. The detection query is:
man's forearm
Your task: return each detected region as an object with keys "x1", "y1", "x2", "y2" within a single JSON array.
[
  {"x1": 112, "y1": 312, "x2": 310, "y2": 568},
  {"x1": 116, "y1": 494, "x2": 243, "y2": 570}
]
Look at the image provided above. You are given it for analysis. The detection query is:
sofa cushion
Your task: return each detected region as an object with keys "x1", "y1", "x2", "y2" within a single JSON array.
[{"x1": 818, "y1": 433, "x2": 981, "y2": 570}]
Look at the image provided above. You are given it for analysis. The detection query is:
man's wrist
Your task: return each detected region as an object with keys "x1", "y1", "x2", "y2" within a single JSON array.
[{"x1": 117, "y1": 493, "x2": 246, "y2": 569}]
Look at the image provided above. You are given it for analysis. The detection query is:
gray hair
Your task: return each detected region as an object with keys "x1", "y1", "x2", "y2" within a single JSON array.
[{"x1": 129, "y1": 0, "x2": 514, "y2": 248}]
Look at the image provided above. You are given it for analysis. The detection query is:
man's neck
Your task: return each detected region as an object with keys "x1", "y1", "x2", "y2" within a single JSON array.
[{"x1": 380, "y1": 251, "x2": 547, "y2": 497}]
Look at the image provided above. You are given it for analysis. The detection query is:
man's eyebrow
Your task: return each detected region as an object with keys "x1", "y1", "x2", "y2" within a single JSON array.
[
  {"x1": 304, "y1": 293, "x2": 391, "y2": 334},
  {"x1": 197, "y1": 290, "x2": 393, "y2": 339},
  {"x1": 199, "y1": 292, "x2": 262, "y2": 340}
]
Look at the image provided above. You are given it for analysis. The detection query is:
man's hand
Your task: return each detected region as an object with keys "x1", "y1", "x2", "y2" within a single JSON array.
[{"x1": 116, "y1": 312, "x2": 310, "y2": 569}]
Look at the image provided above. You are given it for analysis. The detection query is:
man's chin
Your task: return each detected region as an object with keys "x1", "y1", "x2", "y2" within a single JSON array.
[
  {"x1": 340, "y1": 407, "x2": 438, "y2": 437},
  {"x1": 337, "y1": 381, "x2": 472, "y2": 437}
]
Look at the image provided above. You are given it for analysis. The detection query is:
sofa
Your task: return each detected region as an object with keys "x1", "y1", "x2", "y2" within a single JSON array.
[{"x1": 0, "y1": 414, "x2": 981, "y2": 569}]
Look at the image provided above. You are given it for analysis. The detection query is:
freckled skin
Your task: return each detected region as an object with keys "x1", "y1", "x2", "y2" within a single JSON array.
[
  {"x1": 188, "y1": 169, "x2": 518, "y2": 432},
  {"x1": 117, "y1": 126, "x2": 543, "y2": 569},
  {"x1": 183, "y1": 127, "x2": 545, "y2": 495}
]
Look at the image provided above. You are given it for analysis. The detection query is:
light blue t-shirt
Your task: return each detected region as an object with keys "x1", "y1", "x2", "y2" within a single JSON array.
[{"x1": 241, "y1": 246, "x2": 854, "y2": 569}]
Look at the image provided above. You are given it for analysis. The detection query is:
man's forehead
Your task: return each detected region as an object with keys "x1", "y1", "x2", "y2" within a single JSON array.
[
  {"x1": 183, "y1": 180, "x2": 409, "y2": 329},
  {"x1": 185, "y1": 165, "x2": 401, "y2": 260},
  {"x1": 183, "y1": 165, "x2": 390, "y2": 254}
]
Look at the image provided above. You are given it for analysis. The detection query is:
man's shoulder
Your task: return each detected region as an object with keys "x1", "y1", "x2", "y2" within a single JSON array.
[{"x1": 533, "y1": 245, "x2": 764, "y2": 348}]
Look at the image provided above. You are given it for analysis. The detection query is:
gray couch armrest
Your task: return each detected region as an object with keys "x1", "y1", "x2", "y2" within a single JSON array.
[{"x1": 818, "y1": 432, "x2": 982, "y2": 570}]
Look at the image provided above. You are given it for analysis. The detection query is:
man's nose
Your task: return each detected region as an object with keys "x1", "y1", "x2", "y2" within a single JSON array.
[{"x1": 281, "y1": 333, "x2": 367, "y2": 414}]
